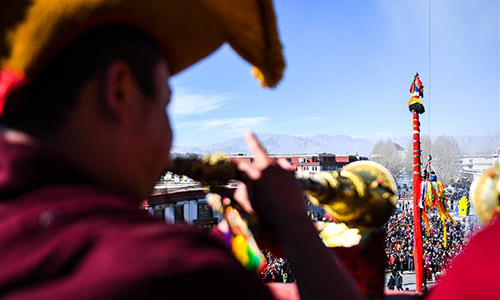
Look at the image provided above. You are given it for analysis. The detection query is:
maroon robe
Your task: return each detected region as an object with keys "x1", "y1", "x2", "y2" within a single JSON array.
[
  {"x1": 0, "y1": 131, "x2": 274, "y2": 299},
  {"x1": 425, "y1": 215, "x2": 500, "y2": 300}
]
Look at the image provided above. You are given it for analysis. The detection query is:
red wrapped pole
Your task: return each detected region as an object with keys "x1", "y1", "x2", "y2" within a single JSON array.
[{"x1": 412, "y1": 111, "x2": 423, "y2": 293}]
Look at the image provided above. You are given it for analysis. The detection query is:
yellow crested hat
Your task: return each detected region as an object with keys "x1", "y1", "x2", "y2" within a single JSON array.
[{"x1": 0, "y1": 0, "x2": 285, "y2": 111}]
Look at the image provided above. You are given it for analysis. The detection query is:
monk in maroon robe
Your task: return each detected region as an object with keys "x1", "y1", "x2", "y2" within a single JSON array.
[
  {"x1": 0, "y1": 129, "x2": 275, "y2": 300},
  {"x1": 0, "y1": 4, "x2": 364, "y2": 299}
]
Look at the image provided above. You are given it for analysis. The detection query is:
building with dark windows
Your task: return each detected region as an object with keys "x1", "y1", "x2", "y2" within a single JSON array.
[
  {"x1": 144, "y1": 174, "x2": 224, "y2": 229},
  {"x1": 145, "y1": 153, "x2": 368, "y2": 228},
  {"x1": 229, "y1": 153, "x2": 368, "y2": 173}
]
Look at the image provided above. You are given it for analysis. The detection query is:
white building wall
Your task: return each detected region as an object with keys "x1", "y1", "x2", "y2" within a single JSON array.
[
  {"x1": 165, "y1": 205, "x2": 175, "y2": 224},
  {"x1": 188, "y1": 200, "x2": 198, "y2": 224},
  {"x1": 459, "y1": 155, "x2": 497, "y2": 180},
  {"x1": 183, "y1": 203, "x2": 190, "y2": 223}
]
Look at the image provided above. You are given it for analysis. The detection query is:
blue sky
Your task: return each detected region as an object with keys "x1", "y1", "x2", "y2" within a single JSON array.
[{"x1": 169, "y1": 0, "x2": 499, "y2": 147}]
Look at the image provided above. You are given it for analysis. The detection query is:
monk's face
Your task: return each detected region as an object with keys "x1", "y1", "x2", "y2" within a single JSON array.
[{"x1": 132, "y1": 60, "x2": 173, "y2": 196}]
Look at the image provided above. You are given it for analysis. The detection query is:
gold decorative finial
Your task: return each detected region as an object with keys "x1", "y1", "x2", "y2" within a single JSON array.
[{"x1": 470, "y1": 165, "x2": 500, "y2": 226}]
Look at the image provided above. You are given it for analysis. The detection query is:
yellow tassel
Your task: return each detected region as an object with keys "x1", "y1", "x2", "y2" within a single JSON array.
[
  {"x1": 442, "y1": 216, "x2": 447, "y2": 248},
  {"x1": 232, "y1": 235, "x2": 249, "y2": 267},
  {"x1": 252, "y1": 66, "x2": 268, "y2": 87},
  {"x1": 422, "y1": 210, "x2": 431, "y2": 236}
]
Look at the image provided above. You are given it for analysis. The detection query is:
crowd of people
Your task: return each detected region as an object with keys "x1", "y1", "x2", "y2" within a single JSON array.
[
  {"x1": 385, "y1": 208, "x2": 479, "y2": 284},
  {"x1": 449, "y1": 177, "x2": 473, "y2": 191},
  {"x1": 447, "y1": 178, "x2": 472, "y2": 211},
  {"x1": 262, "y1": 193, "x2": 480, "y2": 288},
  {"x1": 259, "y1": 175, "x2": 479, "y2": 288},
  {"x1": 387, "y1": 271, "x2": 405, "y2": 291}
]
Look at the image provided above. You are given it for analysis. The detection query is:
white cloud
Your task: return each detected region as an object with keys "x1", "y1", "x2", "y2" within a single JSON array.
[
  {"x1": 169, "y1": 89, "x2": 235, "y2": 117},
  {"x1": 178, "y1": 117, "x2": 270, "y2": 134}
]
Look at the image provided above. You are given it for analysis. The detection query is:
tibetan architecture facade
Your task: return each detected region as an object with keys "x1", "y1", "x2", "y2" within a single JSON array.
[
  {"x1": 146, "y1": 153, "x2": 368, "y2": 228},
  {"x1": 229, "y1": 153, "x2": 368, "y2": 173}
]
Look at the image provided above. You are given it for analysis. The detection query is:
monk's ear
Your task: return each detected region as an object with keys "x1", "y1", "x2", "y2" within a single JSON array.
[{"x1": 102, "y1": 61, "x2": 135, "y2": 126}]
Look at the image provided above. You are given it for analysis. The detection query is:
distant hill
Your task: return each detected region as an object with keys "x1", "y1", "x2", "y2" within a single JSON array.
[
  {"x1": 173, "y1": 132, "x2": 499, "y2": 156},
  {"x1": 453, "y1": 132, "x2": 499, "y2": 155},
  {"x1": 387, "y1": 132, "x2": 499, "y2": 155},
  {"x1": 173, "y1": 134, "x2": 374, "y2": 156}
]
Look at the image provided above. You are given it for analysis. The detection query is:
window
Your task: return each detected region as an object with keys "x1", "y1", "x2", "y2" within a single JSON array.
[
  {"x1": 175, "y1": 205, "x2": 185, "y2": 223},
  {"x1": 198, "y1": 202, "x2": 214, "y2": 219},
  {"x1": 153, "y1": 208, "x2": 165, "y2": 221}
]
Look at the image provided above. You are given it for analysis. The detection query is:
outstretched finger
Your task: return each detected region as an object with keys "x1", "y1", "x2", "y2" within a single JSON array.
[
  {"x1": 244, "y1": 131, "x2": 269, "y2": 170},
  {"x1": 236, "y1": 160, "x2": 261, "y2": 180},
  {"x1": 277, "y1": 158, "x2": 295, "y2": 172}
]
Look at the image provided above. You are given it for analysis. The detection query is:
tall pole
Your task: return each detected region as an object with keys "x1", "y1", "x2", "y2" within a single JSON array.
[{"x1": 412, "y1": 111, "x2": 424, "y2": 293}]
